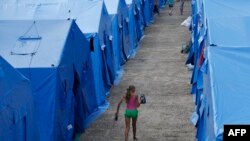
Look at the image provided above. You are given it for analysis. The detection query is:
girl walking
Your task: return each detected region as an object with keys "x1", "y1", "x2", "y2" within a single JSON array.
[
  {"x1": 168, "y1": 0, "x2": 174, "y2": 16},
  {"x1": 115, "y1": 85, "x2": 141, "y2": 141}
]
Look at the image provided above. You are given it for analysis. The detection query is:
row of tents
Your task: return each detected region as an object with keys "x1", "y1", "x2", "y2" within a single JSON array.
[
  {"x1": 188, "y1": 0, "x2": 250, "y2": 140},
  {"x1": 0, "y1": 0, "x2": 170, "y2": 141}
]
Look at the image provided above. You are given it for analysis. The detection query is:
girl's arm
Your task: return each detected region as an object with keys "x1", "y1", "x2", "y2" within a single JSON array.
[
  {"x1": 136, "y1": 95, "x2": 141, "y2": 108},
  {"x1": 116, "y1": 96, "x2": 125, "y2": 115}
]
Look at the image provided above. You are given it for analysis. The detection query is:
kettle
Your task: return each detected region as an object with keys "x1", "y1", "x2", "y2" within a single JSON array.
[{"x1": 140, "y1": 94, "x2": 146, "y2": 104}]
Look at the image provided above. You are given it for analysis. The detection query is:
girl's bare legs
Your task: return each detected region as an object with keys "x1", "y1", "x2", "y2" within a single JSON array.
[
  {"x1": 169, "y1": 7, "x2": 173, "y2": 16},
  {"x1": 180, "y1": 1, "x2": 184, "y2": 15},
  {"x1": 132, "y1": 117, "x2": 138, "y2": 140},
  {"x1": 125, "y1": 117, "x2": 131, "y2": 141}
]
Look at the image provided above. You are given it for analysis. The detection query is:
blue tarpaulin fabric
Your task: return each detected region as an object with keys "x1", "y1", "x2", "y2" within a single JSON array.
[
  {"x1": 0, "y1": 20, "x2": 76, "y2": 141},
  {"x1": 143, "y1": 0, "x2": 154, "y2": 26},
  {"x1": 190, "y1": 1, "x2": 250, "y2": 140},
  {"x1": 0, "y1": 56, "x2": 38, "y2": 141},
  {"x1": 158, "y1": 0, "x2": 167, "y2": 9},
  {"x1": 203, "y1": 46, "x2": 250, "y2": 141},
  {"x1": 134, "y1": 0, "x2": 145, "y2": 39},
  {"x1": 0, "y1": 19, "x2": 107, "y2": 141},
  {"x1": 77, "y1": 0, "x2": 114, "y2": 96},
  {"x1": 186, "y1": 0, "x2": 200, "y2": 65},
  {"x1": 125, "y1": 0, "x2": 140, "y2": 57},
  {"x1": 190, "y1": 0, "x2": 250, "y2": 93},
  {"x1": 189, "y1": 0, "x2": 250, "y2": 96},
  {"x1": 190, "y1": 7, "x2": 250, "y2": 139},
  {"x1": 0, "y1": 0, "x2": 117, "y2": 85},
  {"x1": 104, "y1": 0, "x2": 132, "y2": 63},
  {"x1": 0, "y1": 0, "x2": 112, "y2": 133},
  {"x1": 203, "y1": 0, "x2": 250, "y2": 20},
  {"x1": 104, "y1": 0, "x2": 130, "y2": 85}
]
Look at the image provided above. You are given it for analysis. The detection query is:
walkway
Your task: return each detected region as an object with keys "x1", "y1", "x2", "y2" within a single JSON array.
[{"x1": 81, "y1": 1, "x2": 195, "y2": 140}]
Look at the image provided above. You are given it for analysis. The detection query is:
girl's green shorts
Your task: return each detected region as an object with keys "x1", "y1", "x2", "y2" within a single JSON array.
[{"x1": 124, "y1": 109, "x2": 138, "y2": 118}]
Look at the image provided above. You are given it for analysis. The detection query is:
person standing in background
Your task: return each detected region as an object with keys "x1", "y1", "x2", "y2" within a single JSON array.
[
  {"x1": 154, "y1": 0, "x2": 160, "y2": 15},
  {"x1": 180, "y1": 0, "x2": 184, "y2": 15},
  {"x1": 168, "y1": 0, "x2": 174, "y2": 16}
]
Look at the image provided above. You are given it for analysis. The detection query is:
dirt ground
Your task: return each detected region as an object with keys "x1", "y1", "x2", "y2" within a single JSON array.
[{"x1": 81, "y1": 1, "x2": 196, "y2": 141}]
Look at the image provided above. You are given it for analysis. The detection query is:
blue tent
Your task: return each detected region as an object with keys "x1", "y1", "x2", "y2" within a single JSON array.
[
  {"x1": 203, "y1": 0, "x2": 250, "y2": 19},
  {"x1": 190, "y1": 0, "x2": 250, "y2": 48},
  {"x1": 75, "y1": 0, "x2": 114, "y2": 96},
  {"x1": 33, "y1": 0, "x2": 116, "y2": 94},
  {"x1": 194, "y1": 17, "x2": 250, "y2": 141},
  {"x1": 0, "y1": 0, "x2": 117, "y2": 87},
  {"x1": 104, "y1": 0, "x2": 130, "y2": 62},
  {"x1": 134, "y1": 0, "x2": 146, "y2": 37},
  {"x1": 0, "y1": 20, "x2": 101, "y2": 141},
  {"x1": 125, "y1": 0, "x2": 142, "y2": 56},
  {"x1": 189, "y1": 1, "x2": 250, "y2": 140},
  {"x1": 0, "y1": 0, "x2": 112, "y2": 131},
  {"x1": 0, "y1": 56, "x2": 37, "y2": 141},
  {"x1": 132, "y1": 0, "x2": 146, "y2": 42},
  {"x1": 62, "y1": 0, "x2": 112, "y2": 131},
  {"x1": 158, "y1": 0, "x2": 167, "y2": 9},
  {"x1": 188, "y1": 0, "x2": 250, "y2": 96},
  {"x1": 185, "y1": 0, "x2": 202, "y2": 66},
  {"x1": 143, "y1": 0, "x2": 154, "y2": 26},
  {"x1": 104, "y1": 0, "x2": 130, "y2": 85}
]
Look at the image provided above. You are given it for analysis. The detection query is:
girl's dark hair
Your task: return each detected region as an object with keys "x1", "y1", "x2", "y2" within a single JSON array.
[{"x1": 125, "y1": 85, "x2": 136, "y2": 103}]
